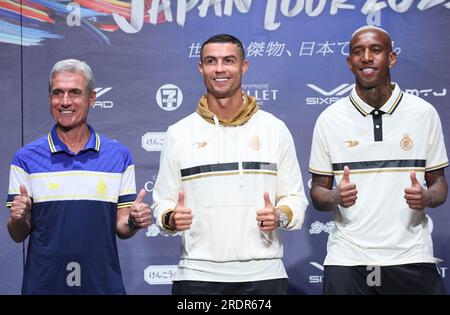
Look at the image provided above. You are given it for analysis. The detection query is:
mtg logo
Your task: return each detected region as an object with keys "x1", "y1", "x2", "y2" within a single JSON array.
[
  {"x1": 93, "y1": 87, "x2": 114, "y2": 109},
  {"x1": 306, "y1": 83, "x2": 354, "y2": 105},
  {"x1": 156, "y1": 84, "x2": 183, "y2": 111}
]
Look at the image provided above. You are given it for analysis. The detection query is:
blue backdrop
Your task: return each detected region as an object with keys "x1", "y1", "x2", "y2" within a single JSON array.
[{"x1": 1, "y1": 0, "x2": 449, "y2": 294}]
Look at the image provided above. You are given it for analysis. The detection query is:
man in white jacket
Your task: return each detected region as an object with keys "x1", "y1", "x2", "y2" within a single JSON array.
[{"x1": 152, "y1": 34, "x2": 309, "y2": 295}]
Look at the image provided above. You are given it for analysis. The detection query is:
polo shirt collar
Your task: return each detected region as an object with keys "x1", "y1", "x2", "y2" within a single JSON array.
[
  {"x1": 47, "y1": 125, "x2": 101, "y2": 154},
  {"x1": 349, "y1": 83, "x2": 403, "y2": 117}
]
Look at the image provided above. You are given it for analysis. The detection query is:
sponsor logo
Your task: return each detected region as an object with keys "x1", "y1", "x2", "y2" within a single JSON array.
[
  {"x1": 242, "y1": 83, "x2": 278, "y2": 106},
  {"x1": 306, "y1": 83, "x2": 354, "y2": 105},
  {"x1": 345, "y1": 140, "x2": 359, "y2": 148},
  {"x1": 439, "y1": 266, "x2": 447, "y2": 278},
  {"x1": 309, "y1": 261, "x2": 324, "y2": 283},
  {"x1": 66, "y1": 262, "x2": 81, "y2": 287},
  {"x1": 156, "y1": 84, "x2": 183, "y2": 111},
  {"x1": 141, "y1": 132, "x2": 166, "y2": 152},
  {"x1": 309, "y1": 220, "x2": 335, "y2": 234},
  {"x1": 145, "y1": 224, "x2": 181, "y2": 237},
  {"x1": 144, "y1": 265, "x2": 178, "y2": 285},
  {"x1": 193, "y1": 141, "x2": 207, "y2": 149},
  {"x1": 144, "y1": 174, "x2": 158, "y2": 193},
  {"x1": 405, "y1": 88, "x2": 447, "y2": 98},
  {"x1": 93, "y1": 87, "x2": 114, "y2": 109}
]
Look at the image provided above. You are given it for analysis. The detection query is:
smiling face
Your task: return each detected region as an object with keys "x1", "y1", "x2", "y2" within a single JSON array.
[
  {"x1": 49, "y1": 71, "x2": 96, "y2": 132},
  {"x1": 347, "y1": 29, "x2": 397, "y2": 90},
  {"x1": 198, "y1": 42, "x2": 248, "y2": 100}
]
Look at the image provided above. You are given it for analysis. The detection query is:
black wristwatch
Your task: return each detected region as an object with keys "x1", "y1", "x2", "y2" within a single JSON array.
[
  {"x1": 128, "y1": 216, "x2": 139, "y2": 230},
  {"x1": 162, "y1": 210, "x2": 174, "y2": 230}
]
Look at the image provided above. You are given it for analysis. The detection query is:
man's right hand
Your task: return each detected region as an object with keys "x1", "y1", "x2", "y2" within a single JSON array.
[
  {"x1": 171, "y1": 191, "x2": 193, "y2": 231},
  {"x1": 10, "y1": 184, "x2": 32, "y2": 223},
  {"x1": 337, "y1": 166, "x2": 357, "y2": 208}
]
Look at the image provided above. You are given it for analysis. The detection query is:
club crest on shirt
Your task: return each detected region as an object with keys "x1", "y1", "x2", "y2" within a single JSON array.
[
  {"x1": 400, "y1": 134, "x2": 413, "y2": 151},
  {"x1": 96, "y1": 177, "x2": 108, "y2": 196},
  {"x1": 249, "y1": 134, "x2": 261, "y2": 150},
  {"x1": 48, "y1": 182, "x2": 60, "y2": 190}
]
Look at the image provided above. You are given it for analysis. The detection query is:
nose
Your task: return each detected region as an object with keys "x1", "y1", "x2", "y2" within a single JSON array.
[
  {"x1": 362, "y1": 49, "x2": 373, "y2": 63},
  {"x1": 60, "y1": 93, "x2": 72, "y2": 105},
  {"x1": 215, "y1": 60, "x2": 225, "y2": 72}
]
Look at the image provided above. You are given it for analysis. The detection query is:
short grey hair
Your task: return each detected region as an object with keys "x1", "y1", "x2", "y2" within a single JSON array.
[{"x1": 48, "y1": 59, "x2": 95, "y2": 93}]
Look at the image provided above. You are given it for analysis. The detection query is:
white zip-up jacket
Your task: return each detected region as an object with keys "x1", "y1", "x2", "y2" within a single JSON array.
[{"x1": 153, "y1": 106, "x2": 308, "y2": 281}]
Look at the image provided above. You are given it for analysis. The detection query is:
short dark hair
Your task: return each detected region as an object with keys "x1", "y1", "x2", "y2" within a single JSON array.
[{"x1": 200, "y1": 34, "x2": 245, "y2": 62}]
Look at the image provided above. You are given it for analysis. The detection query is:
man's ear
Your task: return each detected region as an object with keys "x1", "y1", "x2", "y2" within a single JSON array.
[
  {"x1": 89, "y1": 90, "x2": 96, "y2": 106},
  {"x1": 346, "y1": 56, "x2": 352, "y2": 71},
  {"x1": 388, "y1": 51, "x2": 397, "y2": 69},
  {"x1": 241, "y1": 59, "x2": 249, "y2": 75},
  {"x1": 198, "y1": 62, "x2": 204, "y2": 75}
]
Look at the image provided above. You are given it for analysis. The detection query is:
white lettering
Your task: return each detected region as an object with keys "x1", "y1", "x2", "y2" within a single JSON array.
[
  {"x1": 66, "y1": 262, "x2": 81, "y2": 287},
  {"x1": 366, "y1": 7, "x2": 381, "y2": 25},
  {"x1": 362, "y1": 0, "x2": 387, "y2": 14},
  {"x1": 177, "y1": 0, "x2": 200, "y2": 27},
  {"x1": 417, "y1": 0, "x2": 446, "y2": 10},
  {"x1": 66, "y1": 2, "x2": 81, "y2": 27},
  {"x1": 113, "y1": 0, "x2": 144, "y2": 33},
  {"x1": 198, "y1": 0, "x2": 223, "y2": 18},
  {"x1": 264, "y1": 0, "x2": 280, "y2": 30},
  {"x1": 387, "y1": 0, "x2": 414, "y2": 12},
  {"x1": 224, "y1": 0, "x2": 252, "y2": 16},
  {"x1": 305, "y1": 0, "x2": 327, "y2": 16},
  {"x1": 280, "y1": 0, "x2": 305, "y2": 17},
  {"x1": 366, "y1": 265, "x2": 381, "y2": 287},
  {"x1": 330, "y1": 0, "x2": 355, "y2": 15},
  {"x1": 149, "y1": 0, "x2": 173, "y2": 25}
]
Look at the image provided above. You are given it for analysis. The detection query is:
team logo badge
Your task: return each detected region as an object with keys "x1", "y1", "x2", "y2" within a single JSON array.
[
  {"x1": 96, "y1": 177, "x2": 108, "y2": 195},
  {"x1": 400, "y1": 134, "x2": 413, "y2": 151},
  {"x1": 249, "y1": 135, "x2": 261, "y2": 150}
]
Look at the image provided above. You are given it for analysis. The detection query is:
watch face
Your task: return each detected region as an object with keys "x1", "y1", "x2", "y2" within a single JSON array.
[
  {"x1": 279, "y1": 213, "x2": 288, "y2": 227},
  {"x1": 164, "y1": 212, "x2": 172, "y2": 226}
]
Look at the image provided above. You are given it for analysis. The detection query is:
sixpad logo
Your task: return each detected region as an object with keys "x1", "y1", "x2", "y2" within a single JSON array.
[
  {"x1": 306, "y1": 83, "x2": 354, "y2": 105},
  {"x1": 93, "y1": 87, "x2": 113, "y2": 109},
  {"x1": 309, "y1": 261, "x2": 324, "y2": 283},
  {"x1": 156, "y1": 84, "x2": 183, "y2": 111}
]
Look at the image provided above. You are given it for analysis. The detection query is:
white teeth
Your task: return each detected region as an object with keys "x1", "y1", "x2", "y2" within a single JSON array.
[
  {"x1": 60, "y1": 110, "x2": 73, "y2": 114},
  {"x1": 215, "y1": 78, "x2": 228, "y2": 82},
  {"x1": 362, "y1": 68, "x2": 375, "y2": 74}
]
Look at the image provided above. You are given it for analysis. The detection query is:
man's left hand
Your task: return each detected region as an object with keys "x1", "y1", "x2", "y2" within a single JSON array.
[
  {"x1": 130, "y1": 189, "x2": 152, "y2": 228},
  {"x1": 404, "y1": 171, "x2": 428, "y2": 211}
]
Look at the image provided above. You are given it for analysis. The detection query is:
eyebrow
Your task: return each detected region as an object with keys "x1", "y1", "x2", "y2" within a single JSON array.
[{"x1": 204, "y1": 54, "x2": 237, "y2": 59}]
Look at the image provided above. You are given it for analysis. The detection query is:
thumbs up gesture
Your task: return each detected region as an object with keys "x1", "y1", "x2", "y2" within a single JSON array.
[
  {"x1": 172, "y1": 191, "x2": 192, "y2": 231},
  {"x1": 256, "y1": 192, "x2": 278, "y2": 231},
  {"x1": 129, "y1": 189, "x2": 152, "y2": 229},
  {"x1": 337, "y1": 166, "x2": 357, "y2": 208},
  {"x1": 10, "y1": 184, "x2": 32, "y2": 223},
  {"x1": 404, "y1": 171, "x2": 427, "y2": 211}
]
